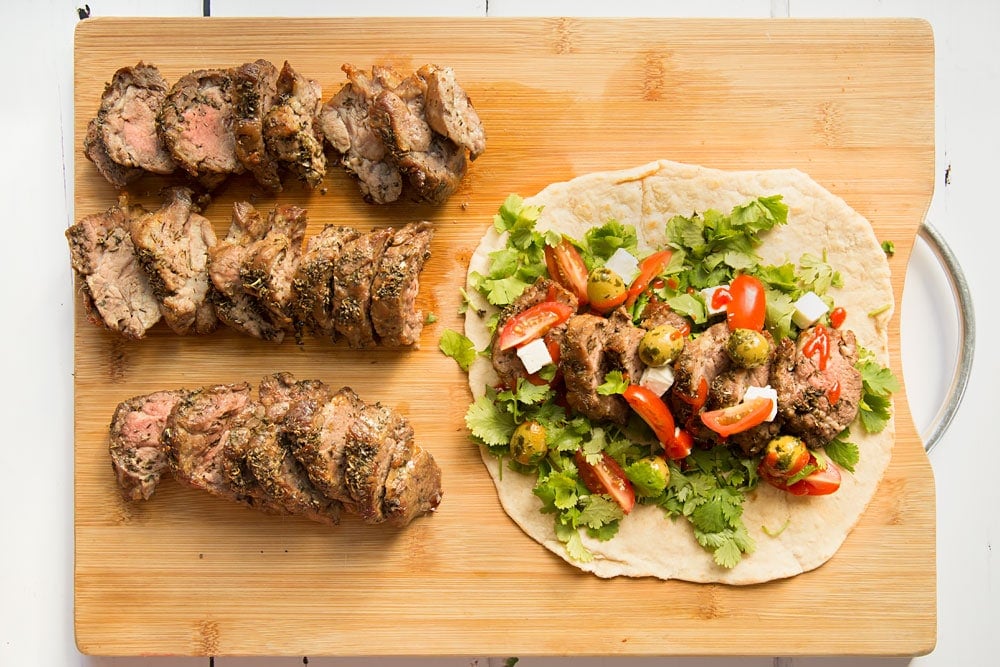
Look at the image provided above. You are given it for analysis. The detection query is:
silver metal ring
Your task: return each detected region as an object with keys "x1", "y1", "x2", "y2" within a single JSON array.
[{"x1": 915, "y1": 222, "x2": 975, "y2": 452}]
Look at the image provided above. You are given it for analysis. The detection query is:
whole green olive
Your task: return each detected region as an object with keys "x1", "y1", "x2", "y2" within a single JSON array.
[
  {"x1": 762, "y1": 435, "x2": 810, "y2": 479},
  {"x1": 639, "y1": 324, "x2": 684, "y2": 367},
  {"x1": 726, "y1": 328, "x2": 770, "y2": 368},
  {"x1": 587, "y1": 266, "x2": 627, "y2": 313},
  {"x1": 630, "y1": 455, "x2": 671, "y2": 497},
  {"x1": 509, "y1": 420, "x2": 548, "y2": 466}
]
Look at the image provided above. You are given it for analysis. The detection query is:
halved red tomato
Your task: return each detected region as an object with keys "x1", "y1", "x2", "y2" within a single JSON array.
[
  {"x1": 622, "y1": 385, "x2": 677, "y2": 454},
  {"x1": 667, "y1": 427, "x2": 694, "y2": 460},
  {"x1": 675, "y1": 376, "x2": 709, "y2": 411},
  {"x1": 699, "y1": 397, "x2": 773, "y2": 438},
  {"x1": 762, "y1": 454, "x2": 842, "y2": 496},
  {"x1": 497, "y1": 301, "x2": 574, "y2": 351},
  {"x1": 573, "y1": 450, "x2": 636, "y2": 513},
  {"x1": 726, "y1": 274, "x2": 766, "y2": 331},
  {"x1": 544, "y1": 237, "x2": 589, "y2": 306},
  {"x1": 625, "y1": 250, "x2": 673, "y2": 308}
]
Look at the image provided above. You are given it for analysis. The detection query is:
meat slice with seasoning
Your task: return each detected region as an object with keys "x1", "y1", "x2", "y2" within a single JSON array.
[
  {"x1": 262, "y1": 61, "x2": 326, "y2": 188},
  {"x1": 332, "y1": 226, "x2": 393, "y2": 348},
  {"x1": 109, "y1": 390, "x2": 188, "y2": 501},
  {"x1": 83, "y1": 118, "x2": 143, "y2": 188},
  {"x1": 239, "y1": 204, "x2": 307, "y2": 331},
  {"x1": 290, "y1": 224, "x2": 361, "y2": 340},
  {"x1": 369, "y1": 221, "x2": 434, "y2": 347},
  {"x1": 130, "y1": 187, "x2": 218, "y2": 335},
  {"x1": 342, "y1": 401, "x2": 415, "y2": 524},
  {"x1": 423, "y1": 65, "x2": 487, "y2": 161},
  {"x1": 561, "y1": 314, "x2": 629, "y2": 424},
  {"x1": 380, "y1": 434, "x2": 443, "y2": 527},
  {"x1": 65, "y1": 197, "x2": 162, "y2": 339},
  {"x1": 232, "y1": 59, "x2": 281, "y2": 191}
]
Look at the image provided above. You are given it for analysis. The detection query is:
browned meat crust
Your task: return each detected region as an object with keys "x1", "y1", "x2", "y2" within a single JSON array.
[
  {"x1": 561, "y1": 314, "x2": 629, "y2": 424},
  {"x1": 239, "y1": 205, "x2": 308, "y2": 331},
  {"x1": 83, "y1": 118, "x2": 144, "y2": 189},
  {"x1": 290, "y1": 224, "x2": 361, "y2": 340},
  {"x1": 232, "y1": 59, "x2": 282, "y2": 191},
  {"x1": 370, "y1": 221, "x2": 435, "y2": 346},
  {"x1": 332, "y1": 226, "x2": 393, "y2": 348},
  {"x1": 262, "y1": 61, "x2": 326, "y2": 188},
  {"x1": 109, "y1": 390, "x2": 188, "y2": 501}
]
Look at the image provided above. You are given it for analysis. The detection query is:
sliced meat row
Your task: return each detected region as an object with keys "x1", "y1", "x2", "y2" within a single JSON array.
[
  {"x1": 85, "y1": 60, "x2": 484, "y2": 203},
  {"x1": 109, "y1": 373, "x2": 442, "y2": 527},
  {"x1": 67, "y1": 193, "x2": 434, "y2": 347}
]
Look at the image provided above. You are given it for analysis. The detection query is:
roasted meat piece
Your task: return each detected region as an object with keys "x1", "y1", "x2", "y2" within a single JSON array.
[
  {"x1": 232, "y1": 59, "x2": 281, "y2": 191},
  {"x1": 381, "y1": 435, "x2": 443, "y2": 527},
  {"x1": 65, "y1": 197, "x2": 162, "y2": 339},
  {"x1": 83, "y1": 118, "x2": 143, "y2": 189},
  {"x1": 332, "y1": 226, "x2": 393, "y2": 348},
  {"x1": 669, "y1": 322, "x2": 732, "y2": 426},
  {"x1": 239, "y1": 204, "x2": 308, "y2": 331},
  {"x1": 637, "y1": 299, "x2": 690, "y2": 333},
  {"x1": 130, "y1": 187, "x2": 218, "y2": 335},
  {"x1": 423, "y1": 65, "x2": 487, "y2": 160},
  {"x1": 94, "y1": 62, "x2": 177, "y2": 176},
  {"x1": 262, "y1": 62, "x2": 326, "y2": 188},
  {"x1": 217, "y1": 402, "x2": 291, "y2": 515},
  {"x1": 603, "y1": 308, "x2": 646, "y2": 385},
  {"x1": 159, "y1": 68, "x2": 242, "y2": 186},
  {"x1": 342, "y1": 401, "x2": 416, "y2": 524},
  {"x1": 208, "y1": 201, "x2": 284, "y2": 341},
  {"x1": 109, "y1": 390, "x2": 188, "y2": 501},
  {"x1": 771, "y1": 326, "x2": 863, "y2": 448},
  {"x1": 290, "y1": 224, "x2": 361, "y2": 339},
  {"x1": 370, "y1": 221, "x2": 435, "y2": 347},
  {"x1": 561, "y1": 314, "x2": 630, "y2": 424}
]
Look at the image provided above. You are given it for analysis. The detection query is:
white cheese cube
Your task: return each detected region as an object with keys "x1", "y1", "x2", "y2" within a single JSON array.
[
  {"x1": 792, "y1": 291, "x2": 829, "y2": 328},
  {"x1": 700, "y1": 285, "x2": 731, "y2": 316},
  {"x1": 516, "y1": 337, "x2": 553, "y2": 375},
  {"x1": 639, "y1": 365, "x2": 675, "y2": 397},
  {"x1": 603, "y1": 248, "x2": 640, "y2": 283},
  {"x1": 742, "y1": 384, "x2": 778, "y2": 421}
]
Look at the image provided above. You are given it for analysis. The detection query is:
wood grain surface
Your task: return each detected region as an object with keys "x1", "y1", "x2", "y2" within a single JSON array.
[{"x1": 73, "y1": 17, "x2": 936, "y2": 657}]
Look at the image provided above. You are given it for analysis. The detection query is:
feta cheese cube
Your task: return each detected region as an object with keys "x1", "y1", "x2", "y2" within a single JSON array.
[
  {"x1": 792, "y1": 291, "x2": 829, "y2": 328},
  {"x1": 516, "y1": 337, "x2": 552, "y2": 375},
  {"x1": 603, "y1": 248, "x2": 640, "y2": 283},
  {"x1": 639, "y1": 364, "x2": 675, "y2": 397},
  {"x1": 701, "y1": 285, "x2": 731, "y2": 316},
  {"x1": 742, "y1": 384, "x2": 778, "y2": 421}
]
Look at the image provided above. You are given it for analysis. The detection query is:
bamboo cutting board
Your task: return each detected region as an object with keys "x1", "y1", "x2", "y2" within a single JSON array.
[{"x1": 73, "y1": 18, "x2": 936, "y2": 657}]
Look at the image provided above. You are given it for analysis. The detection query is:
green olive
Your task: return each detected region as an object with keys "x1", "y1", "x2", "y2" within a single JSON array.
[
  {"x1": 630, "y1": 456, "x2": 671, "y2": 497},
  {"x1": 639, "y1": 324, "x2": 684, "y2": 367},
  {"x1": 762, "y1": 435, "x2": 810, "y2": 477},
  {"x1": 587, "y1": 266, "x2": 627, "y2": 313},
  {"x1": 726, "y1": 328, "x2": 770, "y2": 368},
  {"x1": 510, "y1": 420, "x2": 548, "y2": 466}
]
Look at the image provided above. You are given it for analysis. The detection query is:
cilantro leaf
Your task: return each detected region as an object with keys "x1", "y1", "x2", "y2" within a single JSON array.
[
  {"x1": 824, "y1": 432, "x2": 860, "y2": 473},
  {"x1": 438, "y1": 329, "x2": 477, "y2": 371},
  {"x1": 578, "y1": 495, "x2": 624, "y2": 532},
  {"x1": 465, "y1": 394, "x2": 516, "y2": 448},
  {"x1": 855, "y1": 346, "x2": 899, "y2": 434},
  {"x1": 597, "y1": 370, "x2": 629, "y2": 396},
  {"x1": 583, "y1": 220, "x2": 639, "y2": 263},
  {"x1": 798, "y1": 251, "x2": 843, "y2": 295},
  {"x1": 882, "y1": 240, "x2": 896, "y2": 256}
]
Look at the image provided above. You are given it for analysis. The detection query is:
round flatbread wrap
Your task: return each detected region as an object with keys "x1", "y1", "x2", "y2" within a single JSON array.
[{"x1": 464, "y1": 159, "x2": 895, "y2": 584}]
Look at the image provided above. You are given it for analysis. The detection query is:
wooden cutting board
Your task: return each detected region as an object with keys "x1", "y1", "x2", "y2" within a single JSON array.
[{"x1": 73, "y1": 17, "x2": 936, "y2": 657}]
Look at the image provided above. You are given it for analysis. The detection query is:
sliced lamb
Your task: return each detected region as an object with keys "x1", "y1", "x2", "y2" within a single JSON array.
[
  {"x1": 331, "y1": 226, "x2": 393, "y2": 348},
  {"x1": 707, "y1": 348, "x2": 781, "y2": 455},
  {"x1": 164, "y1": 382, "x2": 255, "y2": 503},
  {"x1": 83, "y1": 118, "x2": 143, "y2": 188},
  {"x1": 491, "y1": 278, "x2": 579, "y2": 389},
  {"x1": 602, "y1": 308, "x2": 646, "y2": 385},
  {"x1": 65, "y1": 197, "x2": 162, "y2": 339},
  {"x1": 208, "y1": 201, "x2": 284, "y2": 341},
  {"x1": 130, "y1": 187, "x2": 218, "y2": 335},
  {"x1": 109, "y1": 390, "x2": 188, "y2": 501},
  {"x1": 422, "y1": 64, "x2": 486, "y2": 160},
  {"x1": 638, "y1": 299, "x2": 690, "y2": 333},
  {"x1": 342, "y1": 401, "x2": 415, "y2": 524},
  {"x1": 239, "y1": 204, "x2": 308, "y2": 331},
  {"x1": 95, "y1": 62, "x2": 177, "y2": 175},
  {"x1": 232, "y1": 59, "x2": 282, "y2": 191},
  {"x1": 669, "y1": 322, "x2": 732, "y2": 425},
  {"x1": 369, "y1": 221, "x2": 434, "y2": 347},
  {"x1": 159, "y1": 68, "x2": 242, "y2": 185},
  {"x1": 319, "y1": 65, "x2": 403, "y2": 204},
  {"x1": 381, "y1": 439, "x2": 443, "y2": 527},
  {"x1": 290, "y1": 224, "x2": 361, "y2": 340},
  {"x1": 218, "y1": 402, "x2": 292, "y2": 514},
  {"x1": 262, "y1": 61, "x2": 326, "y2": 188},
  {"x1": 561, "y1": 314, "x2": 629, "y2": 424},
  {"x1": 771, "y1": 326, "x2": 863, "y2": 448}
]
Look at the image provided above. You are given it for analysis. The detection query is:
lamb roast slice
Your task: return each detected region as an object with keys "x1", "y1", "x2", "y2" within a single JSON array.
[
  {"x1": 602, "y1": 307, "x2": 646, "y2": 385},
  {"x1": 208, "y1": 201, "x2": 284, "y2": 341},
  {"x1": 491, "y1": 278, "x2": 579, "y2": 389},
  {"x1": 261, "y1": 61, "x2": 326, "y2": 188},
  {"x1": 771, "y1": 326, "x2": 863, "y2": 448},
  {"x1": 422, "y1": 65, "x2": 486, "y2": 160},
  {"x1": 561, "y1": 314, "x2": 629, "y2": 424},
  {"x1": 290, "y1": 224, "x2": 361, "y2": 339},
  {"x1": 159, "y1": 68, "x2": 242, "y2": 184},
  {"x1": 637, "y1": 299, "x2": 690, "y2": 333},
  {"x1": 232, "y1": 59, "x2": 282, "y2": 191},
  {"x1": 380, "y1": 437, "x2": 442, "y2": 527},
  {"x1": 130, "y1": 187, "x2": 218, "y2": 335},
  {"x1": 319, "y1": 65, "x2": 403, "y2": 204},
  {"x1": 332, "y1": 226, "x2": 393, "y2": 348},
  {"x1": 165, "y1": 382, "x2": 255, "y2": 502},
  {"x1": 84, "y1": 119, "x2": 143, "y2": 188},
  {"x1": 218, "y1": 401, "x2": 292, "y2": 514},
  {"x1": 668, "y1": 321, "x2": 732, "y2": 426},
  {"x1": 66, "y1": 197, "x2": 162, "y2": 339},
  {"x1": 96, "y1": 62, "x2": 177, "y2": 175},
  {"x1": 369, "y1": 221, "x2": 434, "y2": 347},
  {"x1": 239, "y1": 204, "x2": 308, "y2": 331},
  {"x1": 284, "y1": 386, "x2": 365, "y2": 511},
  {"x1": 342, "y1": 401, "x2": 415, "y2": 524},
  {"x1": 258, "y1": 372, "x2": 334, "y2": 423},
  {"x1": 109, "y1": 390, "x2": 188, "y2": 501}
]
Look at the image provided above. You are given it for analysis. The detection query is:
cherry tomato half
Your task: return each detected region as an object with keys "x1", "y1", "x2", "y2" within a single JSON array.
[
  {"x1": 574, "y1": 450, "x2": 636, "y2": 513},
  {"x1": 699, "y1": 396, "x2": 773, "y2": 438},
  {"x1": 545, "y1": 237, "x2": 590, "y2": 306},
  {"x1": 761, "y1": 454, "x2": 842, "y2": 496},
  {"x1": 497, "y1": 301, "x2": 574, "y2": 351},
  {"x1": 625, "y1": 250, "x2": 673, "y2": 308},
  {"x1": 726, "y1": 274, "x2": 766, "y2": 331},
  {"x1": 667, "y1": 427, "x2": 694, "y2": 460},
  {"x1": 622, "y1": 385, "x2": 677, "y2": 454}
]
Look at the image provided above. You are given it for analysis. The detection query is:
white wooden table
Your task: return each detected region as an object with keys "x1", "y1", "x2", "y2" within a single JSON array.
[{"x1": 1, "y1": 1, "x2": 994, "y2": 665}]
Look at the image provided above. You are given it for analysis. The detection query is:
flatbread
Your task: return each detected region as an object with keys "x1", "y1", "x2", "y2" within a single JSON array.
[{"x1": 464, "y1": 159, "x2": 895, "y2": 584}]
